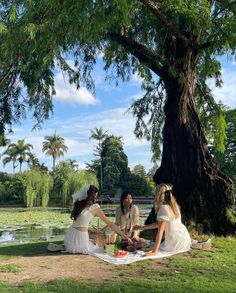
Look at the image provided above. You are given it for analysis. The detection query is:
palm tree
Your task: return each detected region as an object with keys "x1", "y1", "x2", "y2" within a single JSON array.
[
  {"x1": 7, "y1": 139, "x2": 34, "y2": 172},
  {"x1": 66, "y1": 159, "x2": 80, "y2": 171},
  {"x1": 27, "y1": 152, "x2": 48, "y2": 172},
  {"x1": 2, "y1": 145, "x2": 18, "y2": 173},
  {"x1": 42, "y1": 133, "x2": 68, "y2": 171},
  {"x1": 90, "y1": 127, "x2": 108, "y2": 190}
]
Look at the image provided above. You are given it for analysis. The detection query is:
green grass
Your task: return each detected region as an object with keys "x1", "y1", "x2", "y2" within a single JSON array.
[
  {"x1": 0, "y1": 264, "x2": 22, "y2": 273},
  {"x1": 0, "y1": 236, "x2": 235, "y2": 292},
  {"x1": 1, "y1": 209, "x2": 235, "y2": 292}
]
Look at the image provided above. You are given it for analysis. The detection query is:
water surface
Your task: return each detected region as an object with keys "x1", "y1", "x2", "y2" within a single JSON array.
[{"x1": 0, "y1": 204, "x2": 153, "y2": 245}]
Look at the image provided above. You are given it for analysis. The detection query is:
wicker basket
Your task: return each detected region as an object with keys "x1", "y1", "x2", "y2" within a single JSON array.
[{"x1": 89, "y1": 226, "x2": 107, "y2": 247}]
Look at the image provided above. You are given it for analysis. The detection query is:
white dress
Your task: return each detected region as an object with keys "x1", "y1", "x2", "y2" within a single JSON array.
[
  {"x1": 157, "y1": 205, "x2": 191, "y2": 253},
  {"x1": 64, "y1": 203, "x2": 103, "y2": 254}
]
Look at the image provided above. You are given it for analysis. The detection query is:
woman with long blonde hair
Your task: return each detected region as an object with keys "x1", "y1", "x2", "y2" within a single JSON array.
[{"x1": 134, "y1": 183, "x2": 191, "y2": 256}]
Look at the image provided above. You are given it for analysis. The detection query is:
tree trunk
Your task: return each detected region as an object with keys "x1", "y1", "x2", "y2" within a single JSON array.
[
  {"x1": 52, "y1": 156, "x2": 56, "y2": 171},
  {"x1": 149, "y1": 67, "x2": 235, "y2": 235}
]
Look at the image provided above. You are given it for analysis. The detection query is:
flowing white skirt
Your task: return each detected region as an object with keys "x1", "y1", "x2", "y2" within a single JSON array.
[
  {"x1": 64, "y1": 227, "x2": 104, "y2": 254},
  {"x1": 160, "y1": 222, "x2": 191, "y2": 253}
]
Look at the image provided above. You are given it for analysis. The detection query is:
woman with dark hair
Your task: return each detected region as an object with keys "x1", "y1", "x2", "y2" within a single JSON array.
[
  {"x1": 113, "y1": 191, "x2": 140, "y2": 240},
  {"x1": 64, "y1": 185, "x2": 131, "y2": 254}
]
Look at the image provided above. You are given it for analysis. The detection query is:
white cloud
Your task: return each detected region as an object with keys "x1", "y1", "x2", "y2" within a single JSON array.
[
  {"x1": 1, "y1": 106, "x2": 151, "y2": 173},
  {"x1": 208, "y1": 67, "x2": 236, "y2": 108},
  {"x1": 63, "y1": 138, "x2": 93, "y2": 157},
  {"x1": 60, "y1": 107, "x2": 150, "y2": 148},
  {"x1": 53, "y1": 72, "x2": 99, "y2": 105}
]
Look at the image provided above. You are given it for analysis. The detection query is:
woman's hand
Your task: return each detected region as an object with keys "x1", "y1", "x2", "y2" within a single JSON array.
[
  {"x1": 145, "y1": 250, "x2": 157, "y2": 257},
  {"x1": 133, "y1": 225, "x2": 143, "y2": 231},
  {"x1": 127, "y1": 236, "x2": 133, "y2": 245}
]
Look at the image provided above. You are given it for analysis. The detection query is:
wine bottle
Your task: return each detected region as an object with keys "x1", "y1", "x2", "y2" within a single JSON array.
[{"x1": 114, "y1": 234, "x2": 121, "y2": 253}]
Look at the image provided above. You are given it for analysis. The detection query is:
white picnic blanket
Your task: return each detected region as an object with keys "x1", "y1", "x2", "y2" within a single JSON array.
[{"x1": 90, "y1": 249, "x2": 190, "y2": 265}]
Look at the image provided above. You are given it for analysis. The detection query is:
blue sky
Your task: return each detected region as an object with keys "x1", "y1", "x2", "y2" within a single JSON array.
[{"x1": 0, "y1": 56, "x2": 235, "y2": 174}]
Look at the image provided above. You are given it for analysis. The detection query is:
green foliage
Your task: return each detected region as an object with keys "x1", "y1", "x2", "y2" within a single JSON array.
[
  {"x1": 210, "y1": 109, "x2": 236, "y2": 185},
  {"x1": 0, "y1": 133, "x2": 10, "y2": 147},
  {"x1": 0, "y1": 22, "x2": 7, "y2": 34},
  {"x1": 1, "y1": 139, "x2": 34, "y2": 172},
  {"x1": 0, "y1": 1, "x2": 235, "y2": 133},
  {"x1": 89, "y1": 136, "x2": 154, "y2": 196},
  {"x1": 0, "y1": 172, "x2": 25, "y2": 204},
  {"x1": 197, "y1": 99, "x2": 228, "y2": 153},
  {"x1": 147, "y1": 178, "x2": 156, "y2": 195},
  {"x1": 53, "y1": 160, "x2": 98, "y2": 205},
  {"x1": 226, "y1": 208, "x2": 236, "y2": 224},
  {"x1": 18, "y1": 170, "x2": 53, "y2": 207},
  {"x1": 133, "y1": 164, "x2": 147, "y2": 178},
  {"x1": 121, "y1": 169, "x2": 151, "y2": 196},
  {"x1": 101, "y1": 135, "x2": 128, "y2": 193},
  {"x1": 1, "y1": 143, "x2": 18, "y2": 173},
  {"x1": 61, "y1": 170, "x2": 98, "y2": 205},
  {"x1": 52, "y1": 161, "x2": 73, "y2": 203},
  {"x1": 0, "y1": 264, "x2": 22, "y2": 273}
]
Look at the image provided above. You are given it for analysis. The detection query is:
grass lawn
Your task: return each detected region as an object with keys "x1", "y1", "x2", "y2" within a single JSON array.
[{"x1": 0, "y1": 236, "x2": 235, "y2": 293}]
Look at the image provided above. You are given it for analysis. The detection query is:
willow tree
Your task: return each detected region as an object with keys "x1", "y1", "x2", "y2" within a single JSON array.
[
  {"x1": 19, "y1": 170, "x2": 53, "y2": 207},
  {"x1": 62, "y1": 170, "x2": 98, "y2": 206},
  {"x1": 0, "y1": 1, "x2": 236, "y2": 233}
]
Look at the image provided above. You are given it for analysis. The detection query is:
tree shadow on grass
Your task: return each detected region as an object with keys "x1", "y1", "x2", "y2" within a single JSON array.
[{"x1": 0, "y1": 241, "x2": 64, "y2": 258}]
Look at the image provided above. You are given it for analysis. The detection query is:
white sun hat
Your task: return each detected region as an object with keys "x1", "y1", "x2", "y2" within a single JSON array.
[{"x1": 72, "y1": 184, "x2": 91, "y2": 201}]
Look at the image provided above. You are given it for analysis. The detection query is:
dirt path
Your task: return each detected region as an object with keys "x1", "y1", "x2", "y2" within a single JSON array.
[{"x1": 0, "y1": 253, "x2": 169, "y2": 284}]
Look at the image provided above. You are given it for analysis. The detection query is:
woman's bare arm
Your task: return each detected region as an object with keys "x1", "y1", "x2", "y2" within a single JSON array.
[
  {"x1": 145, "y1": 221, "x2": 166, "y2": 256},
  {"x1": 94, "y1": 208, "x2": 130, "y2": 241}
]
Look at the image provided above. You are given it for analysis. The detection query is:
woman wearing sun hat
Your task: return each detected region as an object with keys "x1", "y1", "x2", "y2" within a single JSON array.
[{"x1": 64, "y1": 184, "x2": 132, "y2": 254}]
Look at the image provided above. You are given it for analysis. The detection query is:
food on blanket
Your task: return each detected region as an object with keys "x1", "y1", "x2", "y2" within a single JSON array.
[
  {"x1": 126, "y1": 246, "x2": 137, "y2": 253},
  {"x1": 131, "y1": 237, "x2": 149, "y2": 250},
  {"x1": 120, "y1": 238, "x2": 128, "y2": 250},
  {"x1": 114, "y1": 250, "x2": 127, "y2": 258}
]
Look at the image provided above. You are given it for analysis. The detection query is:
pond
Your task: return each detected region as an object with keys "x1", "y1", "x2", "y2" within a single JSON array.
[{"x1": 0, "y1": 205, "x2": 153, "y2": 245}]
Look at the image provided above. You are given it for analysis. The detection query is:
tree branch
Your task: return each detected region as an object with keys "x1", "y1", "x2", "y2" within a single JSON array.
[
  {"x1": 0, "y1": 64, "x2": 14, "y2": 86},
  {"x1": 138, "y1": 0, "x2": 188, "y2": 43},
  {"x1": 108, "y1": 33, "x2": 164, "y2": 77},
  {"x1": 213, "y1": 1, "x2": 236, "y2": 20}
]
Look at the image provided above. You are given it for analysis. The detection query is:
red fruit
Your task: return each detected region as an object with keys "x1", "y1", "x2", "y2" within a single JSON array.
[{"x1": 114, "y1": 250, "x2": 127, "y2": 258}]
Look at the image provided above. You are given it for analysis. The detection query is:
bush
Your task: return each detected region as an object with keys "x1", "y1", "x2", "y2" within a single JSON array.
[{"x1": 0, "y1": 172, "x2": 25, "y2": 204}]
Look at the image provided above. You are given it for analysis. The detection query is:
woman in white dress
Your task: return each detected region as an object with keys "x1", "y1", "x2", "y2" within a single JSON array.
[
  {"x1": 64, "y1": 185, "x2": 131, "y2": 254},
  {"x1": 134, "y1": 183, "x2": 191, "y2": 257}
]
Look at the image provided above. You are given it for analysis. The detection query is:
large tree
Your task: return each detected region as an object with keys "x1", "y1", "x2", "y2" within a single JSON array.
[
  {"x1": 0, "y1": 1, "x2": 236, "y2": 233},
  {"x1": 101, "y1": 135, "x2": 128, "y2": 194}
]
